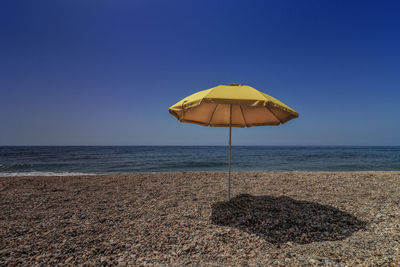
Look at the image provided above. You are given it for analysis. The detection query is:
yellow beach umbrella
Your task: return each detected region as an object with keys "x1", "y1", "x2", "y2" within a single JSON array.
[{"x1": 169, "y1": 84, "x2": 298, "y2": 200}]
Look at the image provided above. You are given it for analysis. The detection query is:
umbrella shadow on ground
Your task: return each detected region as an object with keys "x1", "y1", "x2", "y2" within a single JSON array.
[{"x1": 211, "y1": 194, "x2": 367, "y2": 244}]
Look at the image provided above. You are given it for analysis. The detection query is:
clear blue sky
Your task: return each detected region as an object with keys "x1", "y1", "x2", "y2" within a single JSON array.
[{"x1": 1, "y1": 0, "x2": 399, "y2": 146}]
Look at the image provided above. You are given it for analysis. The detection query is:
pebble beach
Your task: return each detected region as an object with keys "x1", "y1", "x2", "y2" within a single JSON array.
[{"x1": 1, "y1": 171, "x2": 399, "y2": 266}]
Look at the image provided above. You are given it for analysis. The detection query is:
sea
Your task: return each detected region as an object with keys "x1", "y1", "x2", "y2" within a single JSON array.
[{"x1": 0, "y1": 146, "x2": 399, "y2": 176}]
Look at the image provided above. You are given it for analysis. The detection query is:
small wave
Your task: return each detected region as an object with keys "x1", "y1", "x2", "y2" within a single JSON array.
[
  {"x1": 0, "y1": 163, "x2": 33, "y2": 170},
  {"x1": 0, "y1": 163, "x2": 72, "y2": 170},
  {"x1": 0, "y1": 172, "x2": 96, "y2": 177},
  {"x1": 63, "y1": 155, "x2": 99, "y2": 160}
]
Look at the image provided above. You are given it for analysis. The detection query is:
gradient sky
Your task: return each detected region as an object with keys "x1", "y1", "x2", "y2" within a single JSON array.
[{"x1": 1, "y1": 0, "x2": 399, "y2": 146}]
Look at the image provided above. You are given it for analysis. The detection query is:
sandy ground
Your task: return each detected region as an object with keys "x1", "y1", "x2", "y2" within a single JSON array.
[{"x1": 0, "y1": 171, "x2": 399, "y2": 266}]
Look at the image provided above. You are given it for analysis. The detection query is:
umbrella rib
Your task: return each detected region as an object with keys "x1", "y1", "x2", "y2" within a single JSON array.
[
  {"x1": 253, "y1": 89, "x2": 287, "y2": 124},
  {"x1": 255, "y1": 89, "x2": 297, "y2": 117},
  {"x1": 239, "y1": 105, "x2": 248, "y2": 127},
  {"x1": 208, "y1": 103, "x2": 219, "y2": 126},
  {"x1": 266, "y1": 105, "x2": 283, "y2": 124},
  {"x1": 253, "y1": 89, "x2": 282, "y2": 123}
]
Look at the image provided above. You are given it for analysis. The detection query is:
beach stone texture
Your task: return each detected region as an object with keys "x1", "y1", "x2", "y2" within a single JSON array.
[{"x1": 0, "y1": 171, "x2": 399, "y2": 266}]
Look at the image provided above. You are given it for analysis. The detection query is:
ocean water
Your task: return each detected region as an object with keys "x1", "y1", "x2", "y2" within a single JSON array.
[{"x1": 0, "y1": 146, "x2": 399, "y2": 176}]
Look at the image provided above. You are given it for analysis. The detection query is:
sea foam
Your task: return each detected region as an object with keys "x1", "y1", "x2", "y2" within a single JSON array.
[{"x1": 0, "y1": 172, "x2": 96, "y2": 177}]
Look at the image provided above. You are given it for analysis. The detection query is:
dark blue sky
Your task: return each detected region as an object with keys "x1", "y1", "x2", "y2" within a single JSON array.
[{"x1": 1, "y1": 0, "x2": 399, "y2": 145}]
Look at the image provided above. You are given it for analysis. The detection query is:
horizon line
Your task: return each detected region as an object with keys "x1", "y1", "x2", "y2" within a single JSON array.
[{"x1": 1, "y1": 145, "x2": 399, "y2": 147}]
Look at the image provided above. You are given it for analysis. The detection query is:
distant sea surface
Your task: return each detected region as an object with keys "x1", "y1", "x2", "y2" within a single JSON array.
[{"x1": 0, "y1": 146, "x2": 399, "y2": 176}]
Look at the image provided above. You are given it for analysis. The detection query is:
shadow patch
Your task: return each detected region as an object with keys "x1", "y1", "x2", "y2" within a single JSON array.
[{"x1": 211, "y1": 194, "x2": 367, "y2": 244}]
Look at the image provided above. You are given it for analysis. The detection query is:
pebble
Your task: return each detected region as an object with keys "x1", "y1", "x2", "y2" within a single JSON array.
[{"x1": 0, "y1": 171, "x2": 399, "y2": 266}]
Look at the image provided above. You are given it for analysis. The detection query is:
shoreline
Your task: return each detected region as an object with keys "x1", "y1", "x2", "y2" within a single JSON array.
[
  {"x1": 1, "y1": 172, "x2": 399, "y2": 265},
  {"x1": 1, "y1": 170, "x2": 400, "y2": 178}
]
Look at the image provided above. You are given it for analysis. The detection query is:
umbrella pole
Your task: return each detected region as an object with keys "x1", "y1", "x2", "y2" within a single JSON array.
[{"x1": 228, "y1": 104, "x2": 232, "y2": 201}]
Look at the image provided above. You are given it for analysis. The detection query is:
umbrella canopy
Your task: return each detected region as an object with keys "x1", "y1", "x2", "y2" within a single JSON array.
[
  {"x1": 169, "y1": 84, "x2": 298, "y2": 200},
  {"x1": 169, "y1": 84, "x2": 298, "y2": 127}
]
